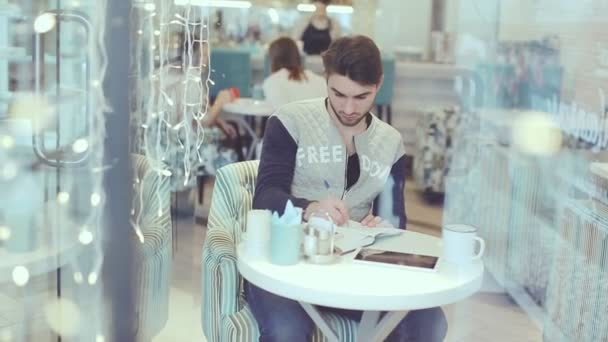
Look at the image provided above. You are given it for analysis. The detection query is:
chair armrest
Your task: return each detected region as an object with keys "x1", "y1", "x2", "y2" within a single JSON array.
[
  {"x1": 201, "y1": 228, "x2": 241, "y2": 342},
  {"x1": 132, "y1": 223, "x2": 172, "y2": 260},
  {"x1": 204, "y1": 228, "x2": 238, "y2": 264}
]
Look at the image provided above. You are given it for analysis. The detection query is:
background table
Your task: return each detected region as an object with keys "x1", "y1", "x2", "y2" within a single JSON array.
[
  {"x1": 222, "y1": 98, "x2": 274, "y2": 160},
  {"x1": 237, "y1": 230, "x2": 484, "y2": 341}
]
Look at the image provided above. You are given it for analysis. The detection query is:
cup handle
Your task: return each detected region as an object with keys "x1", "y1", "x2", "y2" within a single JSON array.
[{"x1": 472, "y1": 237, "x2": 485, "y2": 260}]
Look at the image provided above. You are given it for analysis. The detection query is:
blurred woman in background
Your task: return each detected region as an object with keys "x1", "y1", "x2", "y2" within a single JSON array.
[
  {"x1": 293, "y1": 0, "x2": 341, "y2": 55},
  {"x1": 262, "y1": 37, "x2": 326, "y2": 108}
]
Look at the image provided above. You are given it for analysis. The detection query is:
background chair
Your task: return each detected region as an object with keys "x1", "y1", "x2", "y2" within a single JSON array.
[
  {"x1": 375, "y1": 57, "x2": 396, "y2": 124},
  {"x1": 130, "y1": 154, "x2": 173, "y2": 341},
  {"x1": 201, "y1": 160, "x2": 359, "y2": 341}
]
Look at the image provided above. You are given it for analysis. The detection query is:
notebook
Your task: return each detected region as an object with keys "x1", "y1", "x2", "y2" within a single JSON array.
[{"x1": 334, "y1": 220, "x2": 403, "y2": 255}]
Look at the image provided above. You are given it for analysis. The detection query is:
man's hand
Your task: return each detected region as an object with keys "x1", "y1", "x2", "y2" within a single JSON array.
[
  {"x1": 361, "y1": 214, "x2": 391, "y2": 228},
  {"x1": 305, "y1": 195, "x2": 349, "y2": 226}
]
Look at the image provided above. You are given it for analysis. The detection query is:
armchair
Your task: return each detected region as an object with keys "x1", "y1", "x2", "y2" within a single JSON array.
[{"x1": 201, "y1": 160, "x2": 359, "y2": 341}]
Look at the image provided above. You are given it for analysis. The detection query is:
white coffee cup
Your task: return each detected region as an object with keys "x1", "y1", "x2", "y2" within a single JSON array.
[
  {"x1": 442, "y1": 224, "x2": 485, "y2": 264},
  {"x1": 245, "y1": 209, "x2": 271, "y2": 257}
]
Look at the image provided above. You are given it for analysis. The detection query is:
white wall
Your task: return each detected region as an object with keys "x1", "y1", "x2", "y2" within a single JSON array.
[{"x1": 374, "y1": 0, "x2": 432, "y2": 57}]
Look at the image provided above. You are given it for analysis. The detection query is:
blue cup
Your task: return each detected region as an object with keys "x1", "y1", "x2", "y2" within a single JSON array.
[{"x1": 270, "y1": 223, "x2": 303, "y2": 266}]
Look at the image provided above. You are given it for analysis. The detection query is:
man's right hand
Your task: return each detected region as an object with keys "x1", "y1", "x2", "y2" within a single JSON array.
[{"x1": 305, "y1": 195, "x2": 349, "y2": 226}]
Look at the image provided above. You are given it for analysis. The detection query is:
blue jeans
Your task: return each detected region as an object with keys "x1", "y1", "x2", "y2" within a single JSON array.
[{"x1": 245, "y1": 282, "x2": 447, "y2": 342}]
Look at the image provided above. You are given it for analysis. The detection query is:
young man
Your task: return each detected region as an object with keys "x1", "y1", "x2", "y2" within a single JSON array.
[{"x1": 249, "y1": 36, "x2": 447, "y2": 342}]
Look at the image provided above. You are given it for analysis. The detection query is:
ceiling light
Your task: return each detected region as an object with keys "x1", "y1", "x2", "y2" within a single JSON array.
[
  {"x1": 297, "y1": 4, "x2": 353, "y2": 14},
  {"x1": 297, "y1": 4, "x2": 315, "y2": 12},
  {"x1": 174, "y1": 0, "x2": 252, "y2": 8},
  {"x1": 327, "y1": 5, "x2": 353, "y2": 14}
]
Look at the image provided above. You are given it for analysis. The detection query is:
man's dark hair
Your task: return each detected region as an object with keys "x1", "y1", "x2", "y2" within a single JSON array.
[{"x1": 321, "y1": 35, "x2": 383, "y2": 86}]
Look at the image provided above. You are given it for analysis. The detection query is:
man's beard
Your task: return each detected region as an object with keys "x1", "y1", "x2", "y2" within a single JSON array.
[{"x1": 327, "y1": 97, "x2": 372, "y2": 128}]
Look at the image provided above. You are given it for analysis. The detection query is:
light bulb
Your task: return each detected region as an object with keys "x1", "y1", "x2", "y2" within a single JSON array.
[
  {"x1": 71, "y1": 138, "x2": 89, "y2": 153},
  {"x1": 57, "y1": 192, "x2": 70, "y2": 204},
  {"x1": 88, "y1": 272, "x2": 98, "y2": 285},
  {"x1": 78, "y1": 230, "x2": 94, "y2": 245},
  {"x1": 512, "y1": 111, "x2": 563, "y2": 156},
  {"x1": 44, "y1": 298, "x2": 81, "y2": 337},
  {"x1": 1, "y1": 135, "x2": 14, "y2": 149},
  {"x1": 73, "y1": 272, "x2": 83, "y2": 284},
  {"x1": 12, "y1": 266, "x2": 30, "y2": 287},
  {"x1": 34, "y1": 13, "x2": 56, "y2": 33},
  {"x1": 90, "y1": 193, "x2": 101, "y2": 207},
  {"x1": 0, "y1": 225, "x2": 10, "y2": 241}
]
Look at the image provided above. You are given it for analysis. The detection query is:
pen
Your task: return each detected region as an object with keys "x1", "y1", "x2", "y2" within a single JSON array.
[
  {"x1": 323, "y1": 179, "x2": 331, "y2": 190},
  {"x1": 323, "y1": 179, "x2": 343, "y2": 251}
]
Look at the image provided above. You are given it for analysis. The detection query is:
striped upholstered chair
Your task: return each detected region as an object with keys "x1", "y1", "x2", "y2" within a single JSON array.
[
  {"x1": 201, "y1": 160, "x2": 359, "y2": 341},
  {"x1": 131, "y1": 154, "x2": 173, "y2": 341}
]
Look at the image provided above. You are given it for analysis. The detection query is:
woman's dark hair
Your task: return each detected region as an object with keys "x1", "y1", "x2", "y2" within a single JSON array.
[
  {"x1": 321, "y1": 35, "x2": 383, "y2": 86},
  {"x1": 314, "y1": 0, "x2": 331, "y2": 5},
  {"x1": 268, "y1": 37, "x2": 307, "y2": 82}
]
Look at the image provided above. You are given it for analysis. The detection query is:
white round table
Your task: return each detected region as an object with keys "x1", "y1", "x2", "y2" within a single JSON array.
[
  {"x1": 222, "y1": 98, "x2": 275, "y2": 160},
  {"x1": 237, "y1": 230, "x2": 484, "y2": 342}
]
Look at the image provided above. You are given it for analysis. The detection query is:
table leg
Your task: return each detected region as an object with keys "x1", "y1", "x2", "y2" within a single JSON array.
[
  {"x1": 226, "y1": 117, "x2": 260, "y2": 160},
  {"x1": 56, "y1": 267, "x2": 62, "y2": 342},
  {"x1": 298, "y1": 302, "x2": 339, "y2": 342},
  {"x1": 357, "y1": 311, "x2": 380, "y2": 341},
  {"x1": 365, "y1": 310, "x2": 408, "y2": 342}
]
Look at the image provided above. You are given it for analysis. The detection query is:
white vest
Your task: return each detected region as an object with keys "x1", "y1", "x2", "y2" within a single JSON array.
[{"x1": 275, "y1": 98, "x2": 405, "y2": 221}]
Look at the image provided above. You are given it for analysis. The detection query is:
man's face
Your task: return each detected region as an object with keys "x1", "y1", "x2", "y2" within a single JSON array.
[{"x1": 326, "y1": 74, "x2": 380, "y2": 127}]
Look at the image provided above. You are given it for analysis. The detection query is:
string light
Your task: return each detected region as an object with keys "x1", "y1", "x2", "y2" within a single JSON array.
[
  {"x1": 44, "y1": 299, "x2": 81, "y2": 337},
  {"x1": 90, "y1": 192, "x2": 102, "y2": 206},
  {"x1": 72, "y1": 138, "x2": 90, "y2": 153},
  {"x1": 33, "y1": 13, "x2": 57, "y2": 33},
  {"x1": 57, "y1": 192, "x2": 70, "y2": 204},
  {"x1": 0, "y1": 225, "x2": 11, "y2": 241},
  {"x1": 1, "y1": 2, "x2": 109, "y2": 339},
  {"x1": 12, "y1": 266, "x2": 30, "y2": 287},
  {"x1": 88, "y1": 272, "x2": 98, "y2": 285},
  {"x1": 1, "y1": 135, "x2": 14, "y2": 149},
  {"x1": 79, "y1": 229, "x2": 94, "y2": 245},
  {"x1": 73, "y1": 272, "x2": 84, "y2": 284},
  {"x1": 129, "y1": 0, "x2": 213, "y2": 242}
]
